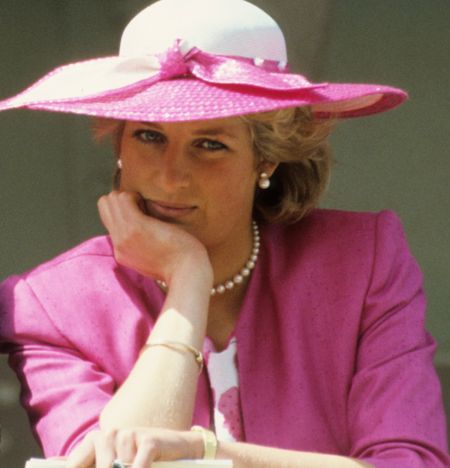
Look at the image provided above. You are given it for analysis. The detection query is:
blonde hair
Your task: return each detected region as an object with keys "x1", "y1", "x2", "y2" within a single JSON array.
[
  {"x1": 93, "y1": 107, "x2": 334, "y2": 224},
  {"x1": 242, "y1": 107, "x2": 334, "y2": 223}
]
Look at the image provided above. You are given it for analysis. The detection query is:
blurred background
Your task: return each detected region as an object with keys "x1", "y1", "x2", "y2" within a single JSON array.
[{"x1": 0, "y1": 1, "x2": 448, "y2": 466}]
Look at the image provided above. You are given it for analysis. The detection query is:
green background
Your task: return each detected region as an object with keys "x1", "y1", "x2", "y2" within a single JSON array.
[{"x1": 0, "y1": 1, "x2": 448, "y2": 465}]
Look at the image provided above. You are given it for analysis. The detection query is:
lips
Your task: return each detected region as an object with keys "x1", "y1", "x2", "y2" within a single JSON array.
[{"x1": 144, "y1": 199, "x2": 197, "y2": 219}]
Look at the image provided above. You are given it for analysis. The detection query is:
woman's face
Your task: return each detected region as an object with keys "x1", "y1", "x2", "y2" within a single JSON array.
[{"x1": 119, "y1": 117, "x2": 264, "y2": 251}]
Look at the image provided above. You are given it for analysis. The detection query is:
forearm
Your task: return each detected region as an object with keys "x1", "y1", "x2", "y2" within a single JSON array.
[
  {"x1": 217, "y1": 441, "x2": 373, "y2": 468},
  {"x1": 100, "y1": 256, "x2": 212, "y2": 430}
]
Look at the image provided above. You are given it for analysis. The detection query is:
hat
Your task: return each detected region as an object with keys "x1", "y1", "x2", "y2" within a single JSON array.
[{"x1": 0, "y1": 0, "x2": 407, "y2": 121}]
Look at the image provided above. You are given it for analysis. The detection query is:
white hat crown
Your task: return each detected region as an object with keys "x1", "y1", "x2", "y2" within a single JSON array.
[{"x1": 119, "y1": 0, "x2": 287, "y2": 62}]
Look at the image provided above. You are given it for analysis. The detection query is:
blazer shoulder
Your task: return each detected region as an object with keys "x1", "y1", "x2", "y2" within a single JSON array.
[
  {"x1": 4, "y1": 235, "x2": 115, "y2": 285},
  {"x1": 262, "y1": 209, "x2": 409, "y2": 289},
  {"x1": 270, "y1": 208, "x2": 404, "y2": 248},
  {"x1": 301, "y1": 208, "x2": 402, "y2": 233}
]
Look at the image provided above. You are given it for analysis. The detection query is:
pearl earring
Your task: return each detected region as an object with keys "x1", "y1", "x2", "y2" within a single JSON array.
[
  {"x1": 117, "y1": 158, "x2": 123, "y2": 169},
  {"x1": 258, "y1": 172, "x2": 270, "y2": 189}
]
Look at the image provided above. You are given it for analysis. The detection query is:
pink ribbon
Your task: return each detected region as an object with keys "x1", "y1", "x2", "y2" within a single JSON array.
[
  {"x1": 2, "y1": 40, "x2": 327, "y2": 108},
  {"x1": 148, "y1": 39, "x2": 326, "y2": 92}
]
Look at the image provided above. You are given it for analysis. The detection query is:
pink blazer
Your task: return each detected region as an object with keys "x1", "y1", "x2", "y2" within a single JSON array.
[{"x1": 1, "y1": 209, "x2": 448, "y2": 466}]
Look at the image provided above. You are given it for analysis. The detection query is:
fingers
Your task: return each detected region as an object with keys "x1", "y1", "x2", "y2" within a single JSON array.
[
  {"x1": 132, "y1": 436, "x2": 159, "y2": 468},
  {"x1": 97, "y1": 190, "x2": 210, "y2": 282},
  {"x1": 97, "y1": 190, "x2": 143, "y2": 235},
  {"x1": 66, "y1": 428, "x2": 160, "y2": 468},
  {"x1": 101, "y1": 429, "x2": 157, "y2": 468},
  {"x1": 115, "y1": 429, "x2": 138, "y2": 467},
  {"x1": 97, "y1": 191, "x2": 157, "y2": 275},
  {"x1": 66, "y1": 428, "x2": 200, "y2": 468},
  {"x1": 66, "y1": 431, "x2": 97, "y2": 468},
  {"x1": 97, "y1": 190, "x2": 165, "y2": 253},
  {"x1": 96, "y1": 429, "x2": 122, "y2": 468},
  {"x1": 67, "y1": 429, "x2": 139, "y2": 468}
]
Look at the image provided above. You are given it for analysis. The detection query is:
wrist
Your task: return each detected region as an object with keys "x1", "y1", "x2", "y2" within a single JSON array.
[
  {"x1": 185, "y1": 429, "x2": 206, "y2": 459},
  {"x1": 191, "y1": 426, "x2": 218, "y2": 459},
  {"x1": 168, "y1": 250, "x2": 213, "y2": 296}
]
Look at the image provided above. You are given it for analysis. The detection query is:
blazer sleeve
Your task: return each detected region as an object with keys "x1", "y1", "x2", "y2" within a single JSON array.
[
  {"x1": 347, "y1": 211, "x2": 449, "y2": 467},
  {"x1": 0, "y1": 275, "x2": 115, "y2": 457}
]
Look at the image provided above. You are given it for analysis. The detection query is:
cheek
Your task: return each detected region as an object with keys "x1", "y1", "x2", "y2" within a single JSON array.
[
  {"x1": 118, "y1": 158, "x2": 139, "y2": 189},
  {"x1": 119, "y1": 147, "x2": 157, "y2": 190},
  {"x1": 206, "y1": 165, "x2": 257, "y2": 212}
]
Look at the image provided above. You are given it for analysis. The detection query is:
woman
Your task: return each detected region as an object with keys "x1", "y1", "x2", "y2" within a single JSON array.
[{"x1": 0, "y1": 0, "x2": 448, "y2": 467}]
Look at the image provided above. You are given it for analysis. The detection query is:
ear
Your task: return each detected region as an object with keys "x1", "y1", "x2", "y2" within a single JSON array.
[{"x1": 257, "y1": 161, "x2": 279, "y2": 177}]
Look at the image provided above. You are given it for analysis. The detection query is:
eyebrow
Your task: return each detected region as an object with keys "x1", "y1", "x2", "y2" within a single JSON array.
[
  {"x1": 193, "y1": 127, "x2": 240, "y2": 139},
  {"x1": 138, "y1": 122, "x2": 240, "y2": 139}
]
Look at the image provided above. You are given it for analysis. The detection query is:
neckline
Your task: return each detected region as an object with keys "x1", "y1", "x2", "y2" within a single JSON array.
[{"x1": 206, "y1": 224, "x2": 264, "y2": 349}]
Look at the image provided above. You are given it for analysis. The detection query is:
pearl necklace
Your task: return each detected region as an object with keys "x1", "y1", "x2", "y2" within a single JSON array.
[{"x1": 156, "y1": 220, "x2": 260, "y2": 296}]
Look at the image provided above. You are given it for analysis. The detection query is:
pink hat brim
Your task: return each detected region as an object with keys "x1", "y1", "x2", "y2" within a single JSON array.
[{"x1": 5, "y1": 78, "x2": 407, "y2": 122}]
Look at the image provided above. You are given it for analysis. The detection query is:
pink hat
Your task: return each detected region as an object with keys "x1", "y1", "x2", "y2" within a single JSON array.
[{"x1": 0, "y1": 0, "x2": 407, "y2": 121}]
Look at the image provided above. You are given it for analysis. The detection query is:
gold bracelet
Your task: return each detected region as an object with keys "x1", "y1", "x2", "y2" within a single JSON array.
[
  {"x1": 191, "y1": 425, "x2": 218, "y2": 459},
  {"x1": 141, "y1": 341, "x2": 204, "y2": 373}
]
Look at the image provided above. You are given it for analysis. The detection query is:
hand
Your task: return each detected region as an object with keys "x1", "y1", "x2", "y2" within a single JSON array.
[
  {"x1": 67, "y1": 427, "x2": 203, "y2": 468},
  {"x1": 98, "y1": 191, "x2": 212, "y2": 285}
]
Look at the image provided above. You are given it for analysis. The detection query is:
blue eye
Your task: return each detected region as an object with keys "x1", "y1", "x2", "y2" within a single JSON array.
[
  {"x1": 198, "y1": 139, "x2": 227, "y2": 151},
  {"x1": 133, "y1": 129, "x2": 164, "y2": 143}
]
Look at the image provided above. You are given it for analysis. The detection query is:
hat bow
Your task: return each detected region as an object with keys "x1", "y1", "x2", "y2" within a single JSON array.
[{"x1": 1, "y1": 40, "x2": 325, "y2": 109}]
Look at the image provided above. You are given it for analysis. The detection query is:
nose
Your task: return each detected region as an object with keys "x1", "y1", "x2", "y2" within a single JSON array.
[{"x1": 156, "y1": 144, "x2": 190, "y2": 192}]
